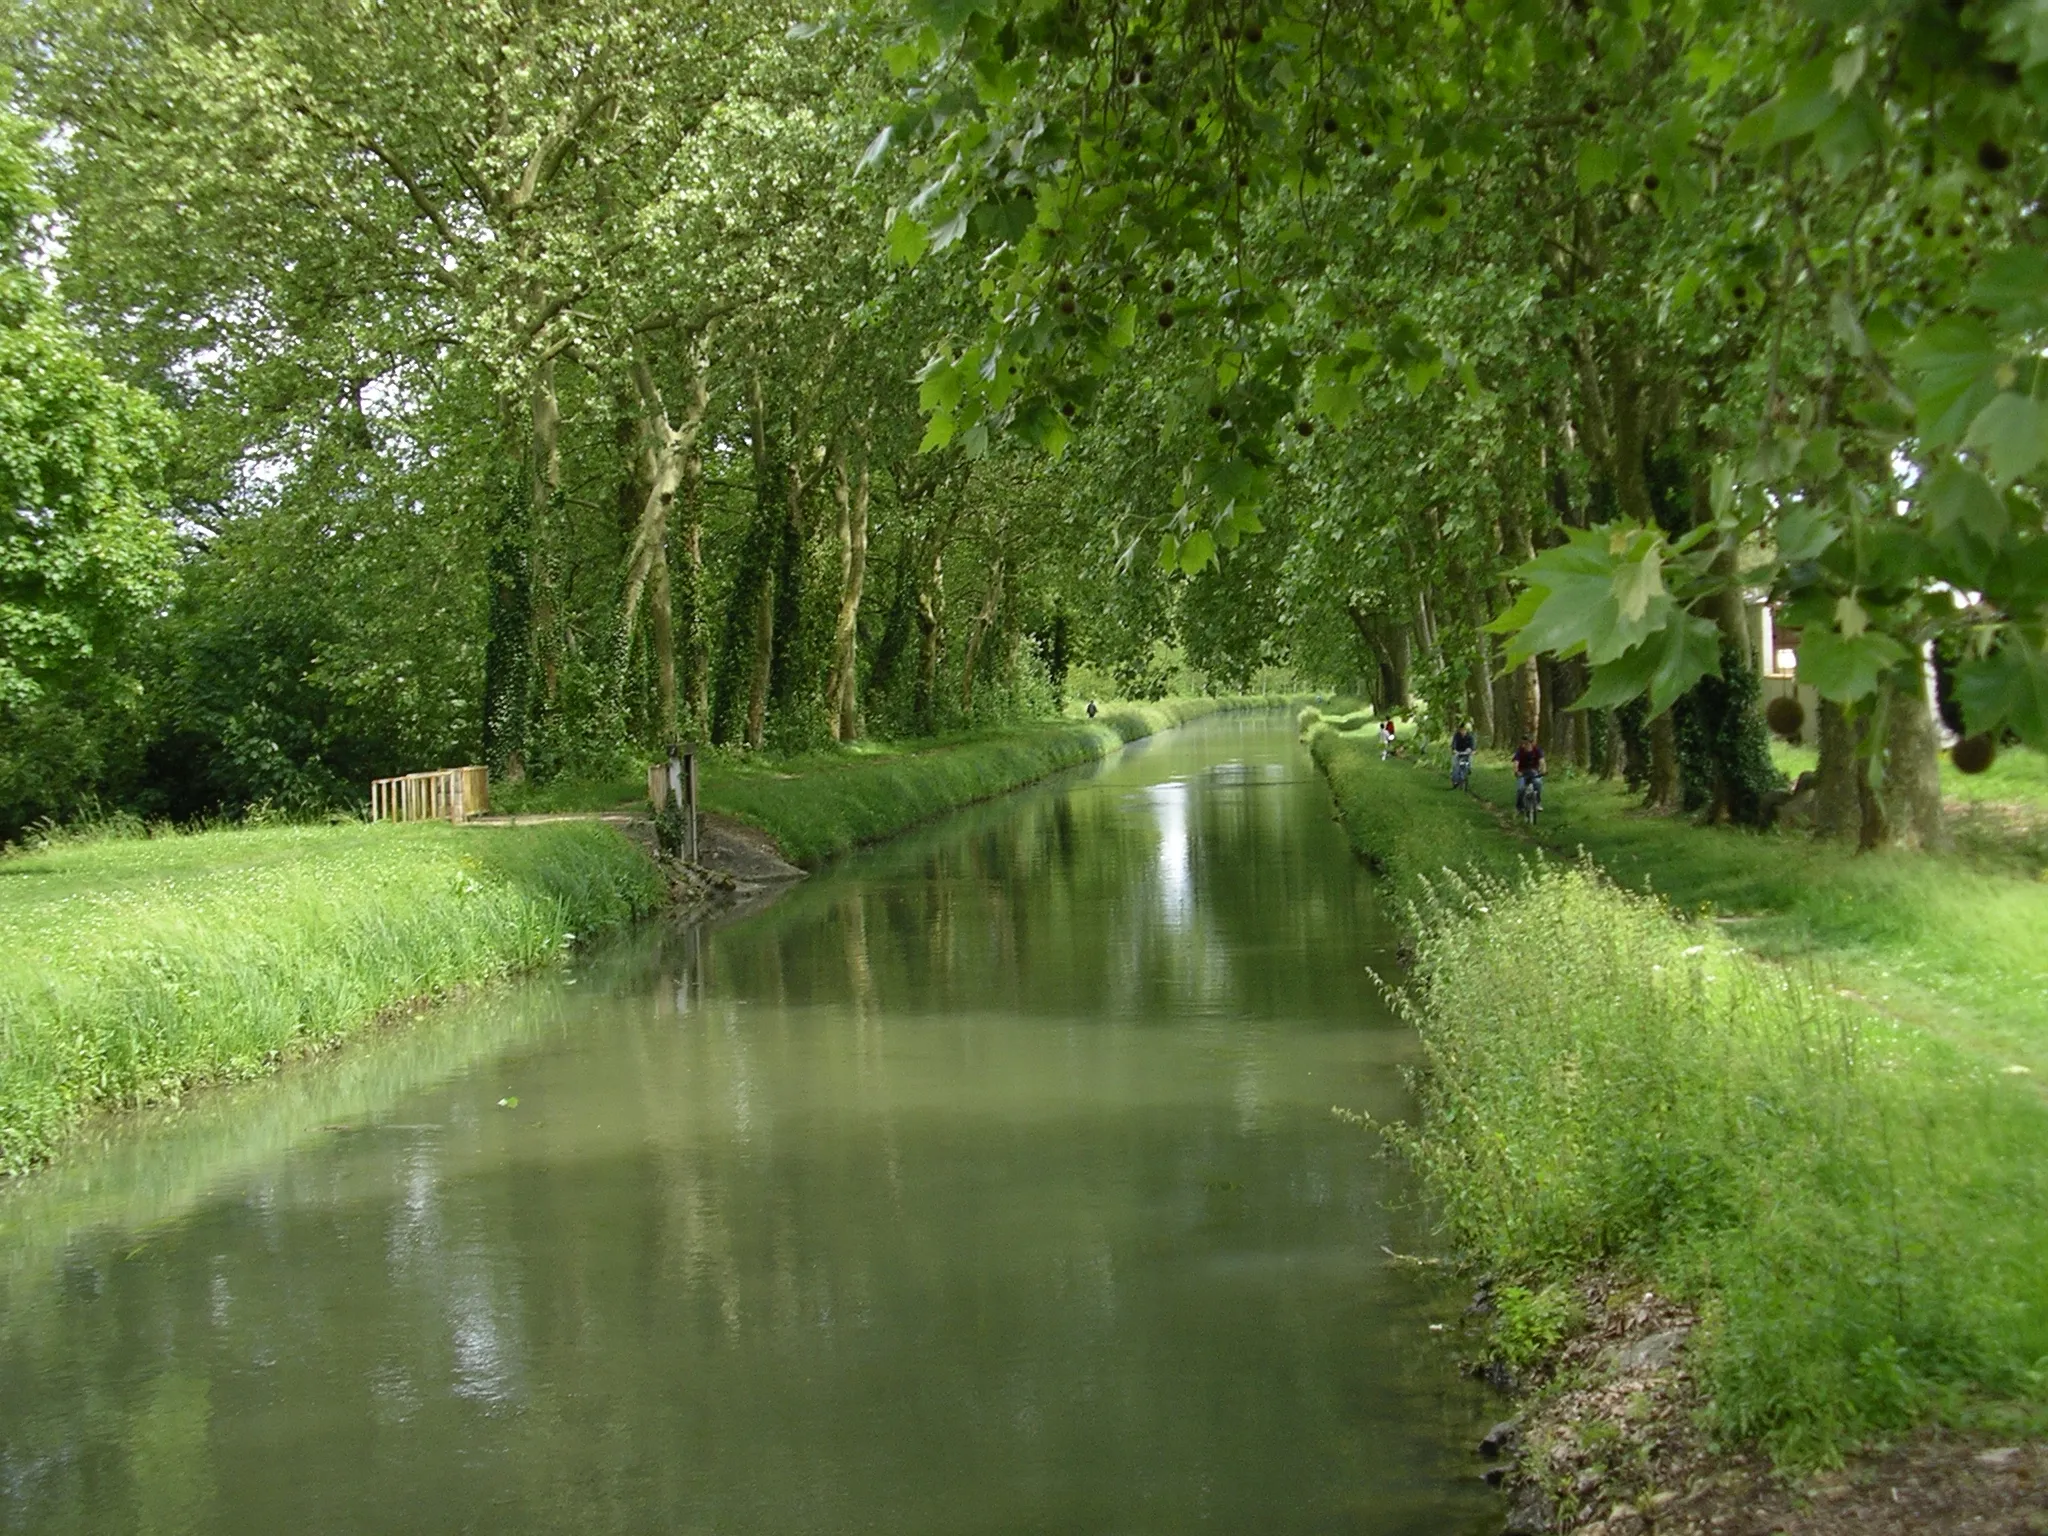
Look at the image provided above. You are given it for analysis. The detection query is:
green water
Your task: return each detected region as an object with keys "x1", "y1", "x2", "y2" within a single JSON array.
[{"x1": 0, "y1": 715, "x2": 1500, "y2": 1533}]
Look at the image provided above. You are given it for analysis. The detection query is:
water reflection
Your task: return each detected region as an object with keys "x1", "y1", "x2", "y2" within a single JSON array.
[{"x1": 0, "y1": 715, "x2": 1500, "y2": 1535}]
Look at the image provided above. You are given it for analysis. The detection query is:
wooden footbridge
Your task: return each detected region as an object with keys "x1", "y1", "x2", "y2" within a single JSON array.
[{"x1": 370, "y1": 766, "x2": 489, "y2": 824}]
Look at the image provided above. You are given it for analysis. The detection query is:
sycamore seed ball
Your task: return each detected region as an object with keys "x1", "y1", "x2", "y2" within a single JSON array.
[{"x1": 1952, "y1": 734, "x2": 1997, "y2": 775}]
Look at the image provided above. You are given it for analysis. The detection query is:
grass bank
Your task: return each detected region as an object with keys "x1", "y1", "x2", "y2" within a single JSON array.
[
  {"x1": 498, "y1": 697, "x2": 1304, "y2": 866},
  {"x1": 704, "y1": 696, "x2": 1300, "y2": 865},
  {"x1": 1309, "y1": 725, "x2": 2048, "y2": 1461},
  {"x1": 0, "y1": 820, "x2": 662, "y2": 1173}
]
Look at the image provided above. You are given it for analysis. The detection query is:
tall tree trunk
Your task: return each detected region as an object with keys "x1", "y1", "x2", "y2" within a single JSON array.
[
  {"x1": 1463, "y1": 587, "x2": 1496, "y2": 745},
  {"x1": 682, "y1": 438, "x2": 708, "y2": 733},
  {"x1": 914, "y1": 548, "x2": 944, "y2": 735},
  {"x1": 680, "y1": 357, "x2": 710, "y2": 735},
  {"x1": 826, "y1": 434, "x2": 871, "y2": 742},
  {"x1": 747, "y1": 580, "x2": 774, "y2": 750},
  {"x1": 1856, "y1": 748, "x2": 1892, "y2": 852},
  {"x1": 621, "y1": 351, "x2": 710, "y2": 749},
  {"x1": 745, "y1": 370, "x2": 775, "y2": 750},
  {"x1": 1598, "y1": 709, "x2": 1621, "y2": 779},
  {"x1": 482, "y1": 441, "x2": 532, "y2": 780},
  {"x1": 1814, "y1": 700, "x2": 1861, "y2": 840},
  {"x1": 649, "y1": 545, "x2": 676, "y2": 746},
  {"x1": 769, "y1": 444, "x2": 822, "y2": 713},
  {"x1": 528, "y1": 360, "x2": 564, "y2": 717},
  {"x1": 1882, "y1": 658, "x2": 1947, "y2": 851},
  {"x1": 1646, "y1": 711, "x2": 1681, "y2": 811},
  {"x1": 1514, "y1": 659, "x2": 1542, "y2": 747},
  {"x1": 959, "y1": 557, "x2": 1004, "y2": 715}
]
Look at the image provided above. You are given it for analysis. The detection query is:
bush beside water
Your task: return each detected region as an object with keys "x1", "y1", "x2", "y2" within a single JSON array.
[
  {"x1": 0, "y1": 820, "x2": 663, "y2": 1172},
  {"x1": 1313, "y1": 732, "x2": 2048, "y2": 1460}
]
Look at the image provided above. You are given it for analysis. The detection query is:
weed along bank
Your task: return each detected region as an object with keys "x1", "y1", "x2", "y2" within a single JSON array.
[{"x1": 1308, "y1": 718, "x2": 2048, "y2": 1531}]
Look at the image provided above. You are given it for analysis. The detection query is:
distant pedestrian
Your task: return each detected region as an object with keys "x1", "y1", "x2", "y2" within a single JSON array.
[
  {"x1": 1379, "y1": 718, "x2": 1398, "y2": 759},
  {"x1": 1086, "y1": 699, "x2": 1098, "y2": 719}
]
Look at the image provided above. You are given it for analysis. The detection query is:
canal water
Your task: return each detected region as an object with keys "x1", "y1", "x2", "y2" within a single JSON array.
[{"x1": 0, "y1": 714, "x2": 1500, "y2": 1534}]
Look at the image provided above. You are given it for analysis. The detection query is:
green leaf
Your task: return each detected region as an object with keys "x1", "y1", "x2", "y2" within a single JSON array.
[
  {"x1": 1829, "y1": 45, "x2": 1866, "y2": 96},
  {"x1": 1494, "y1": 526, "x2": 1675, "y2": 668},
  {"x1": 1899, "y1": 316, "x2": 2001, "y2": 447},
  {"x1": 1572, "y1": 613, "x2": 1722, "y2": 715},
  {"x1": 1796, "y1": 627, "x2": 1908, "y2": 702},
  {"x1": 1610, "y1": 543, "x2": 1665, "y2": 624},
  {"x1": 1968, "y1": 248, "x2": 2048, "y2": 330},
  {"x1": 1709, "y1": 458, "x2": 1734, "y2": 517},
  {"x1": 917, "y1": 361, "x2": 962, "y2": 415},
  {"x1": 1773, "y1": 505, "x2": 1839, "y2": 564},
  {"x1": 1311, "y1": 374, "x2": 1362, "y2": 425},
  {"x1": 1956, "y1": 640, "x2": 2048, "y2": 749},
  {"x1": 1178, "y1": 529, "x2": 1216, "y2": 574},
  {"x1": 1964, "y1": 392, "x2": 2048, "y2": 483},
  {"x1": 1764, "y1": 58, "x2": 1842, "y2": 144},
  {"x1": 1575, "y1": 141, "x2": 1619, "y2": 192},
  {"x1": 887, "y1": 210, "x2": 928, "y2": 266},
  {"x1": 928, "y1": 209, "x2": 969, "y2": 252},
  {"x1": 1401, "y1": 356, "x2": 1444, "y2": 395},
  {"x1": 856, "y1": 125, "x2": 893, "y2": 173},
  {"x1": 1921, "y1": 462, "x2": 2011, "y2": 542},
  {"x1": 1828, "y1": 291, "x2": 1870, "y2": 359}
]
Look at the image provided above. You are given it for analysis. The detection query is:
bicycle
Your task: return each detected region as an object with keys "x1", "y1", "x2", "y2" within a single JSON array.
[
  {"x1": 1450, "y1": 748, "x2": 1473, "y2": 791},
  {"x1": 1515, "y1": 772, "x2": 1544, "y2": 826}
]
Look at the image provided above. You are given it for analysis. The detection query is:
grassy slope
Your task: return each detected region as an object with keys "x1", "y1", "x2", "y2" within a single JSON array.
[
  {"x1": 702, "y1": 697, "x2": 1297, "y2": 865},
  {"x1": 1484, "y1": 754, "x2": 2048, "y2": 1077},
  {"x1": 0, "y1": 820, "x2": 662, "y2": 1172},
  {"x1": 1309, "y1": 723, "x2": 2048, "y2": 1456},
  {"x1": 1315, "y1": 721, "x2": 2048, "y2": 1073}
]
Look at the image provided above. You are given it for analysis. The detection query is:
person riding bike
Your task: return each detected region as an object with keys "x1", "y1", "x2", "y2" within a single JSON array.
[
  {"x1": 1512, "y1": 735, "x2": 1546, "y2": 818},
  {"x1": 1449, "y1": 721, "x2": 1476, "y2": 789}
]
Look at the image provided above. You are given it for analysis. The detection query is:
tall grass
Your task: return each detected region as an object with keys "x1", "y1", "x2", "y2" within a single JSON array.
[
  {"x1": 0, "y1": 821, "x2": 662, "y2": 1172},
  {"x1": 1307, "y1": 722, "x2": 1522, "y2": 891},
  {"x1": 1390, "y1": 863, "x2": 2048, "y2": 1461},
  {"x1": 1514, "y1": 767, "x2": 2048, "y2": 1076},
  {"x1": 709, "y1": 695, "x2": 1301, "y2": 865}
]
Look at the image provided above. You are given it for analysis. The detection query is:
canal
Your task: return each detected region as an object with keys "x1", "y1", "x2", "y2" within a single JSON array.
[{"x1": 0, "y1": 713, "x2": 1499, "y2": 1533}]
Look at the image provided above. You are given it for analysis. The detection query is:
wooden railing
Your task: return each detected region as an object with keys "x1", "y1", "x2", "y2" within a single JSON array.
[{"x1": 370, "y1": 766, "x2": 488, "y2": 824}]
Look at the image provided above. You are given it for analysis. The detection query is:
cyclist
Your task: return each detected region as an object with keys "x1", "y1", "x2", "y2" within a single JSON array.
[
  {"x1": 1449, "y1": 720, "x2": 1476, "y2": 789},
  {"x1": 1512, "y1": 734, "x2": 1546, "y2": 819}
]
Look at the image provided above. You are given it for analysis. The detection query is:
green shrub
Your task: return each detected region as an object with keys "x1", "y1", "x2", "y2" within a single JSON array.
[
  {"x1": 1389, "y1": 863, "x2": 2048, "y2": 1462},
  {"x1": 1493, "y1": 1282, "x2": 1586, "y2": 1373}
]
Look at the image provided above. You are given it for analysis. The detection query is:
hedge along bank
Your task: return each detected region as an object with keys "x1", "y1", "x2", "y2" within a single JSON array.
[
  {"x1": 0, "y1": 819, "x2": 664, "y2": 1174},
  {"x1": 703, "y1": 695, "x2": 1307, "y2": 866},
  {"x1": 1308, "y1": 725, "x2": 2048, "y2": 1464}
]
